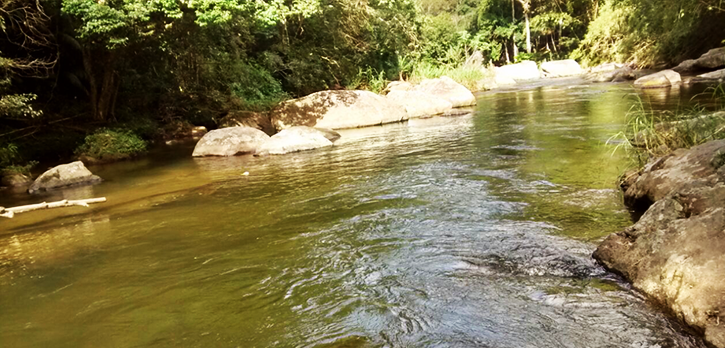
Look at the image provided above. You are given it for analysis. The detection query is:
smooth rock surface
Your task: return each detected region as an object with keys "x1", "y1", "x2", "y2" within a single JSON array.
[
  {"x1": 697, "y1": 68, "x2": 725, "y2": 81},
  {"x1": 192, "y1": 127, "x2": 270, "y2": 157},
  {"x1": 27, "y1": 161, "x2": 102, "y2": 194},
  {"x1": 271, "y1": 90, "x2": 408, "y2": 131},
  {"x1": 386, "y1": 90, "x2": 453, "y2": 118},
  {"x1": 412, "y1": 76, "x2": 476, "y2": 107},
  {"x1": 634, "y1": 69, "x2": 682, "y2": 88},
  {"x1": 314, "y1": 127, "x2": 342, "y2": 142},
  {"x1": 495, "y1": 61, "x2": 541, "y2": 81},
  {"x1": 256, "y1": 126, "x2": 333, "y2": 155},
  {"x1": 541, "y1": 59, "x2": 583, "y2": 77},
  {"x1": 595, "y1": 139, "x2": 725, "y2": 348},
  {"x1": 673, "y1": 59, "x2": 698, "y2": 73},
  {"x1": 695, "y1": 47, "x2": 725, "y2": 70}
]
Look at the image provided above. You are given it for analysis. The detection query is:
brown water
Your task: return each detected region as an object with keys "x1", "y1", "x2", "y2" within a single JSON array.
[{"x1": 0, "y1": 81, "x2": 716, "y2": 347}]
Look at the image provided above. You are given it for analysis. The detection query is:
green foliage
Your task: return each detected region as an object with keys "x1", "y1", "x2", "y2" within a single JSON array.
[
  {"x1": 574, "y1": 0, "x2": 725, "y2": 67},
  {"x1": 610, "y1": 89, "x2": 725, "y2": 167},
  {"x1": 75, "y1": 128, "x2": 147, "y2": 162},
  {"x1": 347, "y1": 67, "x2": 389, "y2": 94}
]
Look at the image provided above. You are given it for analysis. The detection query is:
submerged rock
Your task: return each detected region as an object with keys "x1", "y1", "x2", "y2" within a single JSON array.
[
  {"x1": 314, "y1": 127, "x2": 342, "y2": 143},
  {"x1": 386, "y1": 90, "x2": 453, "y2": 118},
  {"x1": 412, "y1": 76, "x2": 476, "y2": 107},
  {"x1": 634, "y1": 69, "x2": 682, "y2": 88},
  {"x1": 191, "y1": 126, "x2": 270, "y2": 157},
  {"x1": 595, "y1": 139, "x2": 725, "y2": 348},
  {"x1": 271, "y1": 90, "x2": 408, "y2": 131},
  {"x1": 541, "y1": 59, "x2": 583, "y2": 77},
  {"x1": 495, "y1": 61, "x2": 541, "y2": 81},
  {"x1": 28, "y1": 161, "x2": 102, "y2": 194},
  {"x1": 256, "y1": 126, "x2": 333, "y2": 155}
]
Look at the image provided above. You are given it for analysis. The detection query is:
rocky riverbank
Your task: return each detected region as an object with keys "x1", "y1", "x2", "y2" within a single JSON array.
[{"x1": 594, "y1": 140, "x2": 725, "y2": 348}]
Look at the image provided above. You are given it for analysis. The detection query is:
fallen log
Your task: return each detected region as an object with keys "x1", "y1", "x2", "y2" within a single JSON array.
[{"x1": 0, "y1": 197, "x2": 107, "y2": 218}]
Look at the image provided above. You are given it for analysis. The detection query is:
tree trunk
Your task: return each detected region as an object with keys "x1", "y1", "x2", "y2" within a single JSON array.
[
  {"x1": 525, "y1": 12, "x2": 531, "y2": 53},
  {"x1": 82, "y1": 48, "x2": 118, "y2": 122}
]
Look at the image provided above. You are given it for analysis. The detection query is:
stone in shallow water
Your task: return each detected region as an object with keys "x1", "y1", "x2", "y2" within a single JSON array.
[
  {"x1": 256, "y1": 126, "x2": 333, "y2": 155},
  {"x1": 28, "y1": 161, "x2": 102, "y2": 194},
  {"x1": 192, "y1": 126, "x2": 270, "y2": 157}
]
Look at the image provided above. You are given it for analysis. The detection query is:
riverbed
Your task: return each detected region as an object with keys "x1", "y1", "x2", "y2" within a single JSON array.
[{"x1": 0, "y1": 81, "x2": 717, "y2": 347}]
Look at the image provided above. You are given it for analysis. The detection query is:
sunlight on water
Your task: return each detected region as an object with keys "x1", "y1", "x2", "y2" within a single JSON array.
[{"x1": 0, "y1": 82, "x2": 713, "y2": 347}]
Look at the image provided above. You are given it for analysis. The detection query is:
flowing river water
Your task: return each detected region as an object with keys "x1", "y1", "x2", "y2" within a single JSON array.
[{"x1": 0, "y1": 81, "x2": 719, "y2": 347}]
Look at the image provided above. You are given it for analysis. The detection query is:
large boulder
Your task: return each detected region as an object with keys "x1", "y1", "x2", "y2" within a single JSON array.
[
  {"x1": 270, "y1": 90, "x2": 408, "y2": 131},
  {"x1": 594, "y1": 139, "x2": 725, "y2": 348},
  {"x1": 256, "y1": 126, "x2": 334, "y2": 155},
  {"x1": 633, "y1": 69, "x2": 682, "y2": 88},
  {"x1": 191, "y1": 126, "x2": 270, "y2": 157},
  {"x1": 495, "y1": 61, "x2": 541, "y2": 81},
  {"x1": 386, "y1": 90, "x2": 453, "y2": 118},
  {"x1": 695, "y1": 47, "x2": 725, "y2": 70},
  {"x1": 27, "y1": 161, "x2": 102, "y2": 194},
  {"x1": 412, "y1": 76, "x2": 476, "y2": 107},
  {"x1": 540, "y1": 59, "x2": 583, "y2": 77}
]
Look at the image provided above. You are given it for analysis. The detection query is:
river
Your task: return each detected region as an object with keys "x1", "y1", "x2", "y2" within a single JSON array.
[{"x1": 0, "y1": 81, "x2": 717, "y2": 347}]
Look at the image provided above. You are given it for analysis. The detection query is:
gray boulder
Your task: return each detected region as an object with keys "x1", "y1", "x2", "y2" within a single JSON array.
[
  {"x1": 256, "y1": 126, "x2": 333, "y2": 155},
  {"x1": 192, "y1": 126, "x2": 270, "y2": 157},
  {"x1": 495, "y1": 61, "x2": 541, "y2": 81},
  {"x1": 412, "y1": 76, "x2": 476, "y2": 107},
  {"x1": 270, "y1": 90, "x2": 408, "y2": 131},
  {"x1": 541, "y1": 59, "x2": 583, "y2": 77},
  {"x1": 697, "y1": 68, "x2": 725, "y2": 81},
  {"x1": 673, "y1": 59, "x2": 698, "y2": 73},
  {"x1": 633, "y1": 69, "x2": 682, "y2": 88},
  {"x1": 695, "y1": 47, "x2": 725, "y2": 70},
  {"x1": 584, "y1": 63, "x2": 637, "y2": 82},
  {"x1": 595, "y1": 139, "x2": 725, "y2": 348},
  {"x1": 28, "y1": 161, "x2": 102, "y2": 194},
  {"x1": 386, "y1": 90, "x2": 453, "y2": 118}
]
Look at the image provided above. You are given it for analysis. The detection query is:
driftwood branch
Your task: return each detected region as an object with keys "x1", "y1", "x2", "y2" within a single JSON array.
[{"x1": 0, "y1": 197, "x2": 106, "y2": 218}]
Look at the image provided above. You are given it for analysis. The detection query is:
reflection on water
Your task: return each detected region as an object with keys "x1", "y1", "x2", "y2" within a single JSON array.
[{"x1": 0, "y1": 82, "x2": 714, "y2": 347}]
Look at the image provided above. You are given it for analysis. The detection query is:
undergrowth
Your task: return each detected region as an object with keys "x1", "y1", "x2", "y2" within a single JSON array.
[
  {"x1": 75, "y1": 128, "x2": 147, "y2": 163},
  {"x1": 609, "y1": 85, "x2": 725, "y2": 167}
]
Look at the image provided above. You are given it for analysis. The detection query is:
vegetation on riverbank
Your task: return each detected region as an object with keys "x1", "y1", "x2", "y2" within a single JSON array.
[
  {"x1": 611, "y1": 85, "x2": 725, "y2": 167},
  {"x1": 1, "y1": 0, "x2": 725, "y2": 174}
]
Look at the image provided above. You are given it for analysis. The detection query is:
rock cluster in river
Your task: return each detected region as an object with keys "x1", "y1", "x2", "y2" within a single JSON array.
[{"x1": 594, "y1": 140, "x2": 725, "y2": 348}]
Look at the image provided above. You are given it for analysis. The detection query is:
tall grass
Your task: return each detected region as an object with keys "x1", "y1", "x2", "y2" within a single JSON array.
[
  {"x1": 407, "y1": 61, "x2": 494, "y2": 91},
  {"x1": 610, "y1": 85, "x2": 725, "y2": 167}
]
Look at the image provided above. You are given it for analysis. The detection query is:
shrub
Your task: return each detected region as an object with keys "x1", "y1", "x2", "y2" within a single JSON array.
[{"x1": 75, "y1": 128, "x2": 147, "y2": 162}]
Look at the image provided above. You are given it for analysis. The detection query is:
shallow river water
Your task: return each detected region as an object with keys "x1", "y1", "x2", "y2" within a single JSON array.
[{"x1": 0, "y1": 81, "x2": 718, "y2": 347}]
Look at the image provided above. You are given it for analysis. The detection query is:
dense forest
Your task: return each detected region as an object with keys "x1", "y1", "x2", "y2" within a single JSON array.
[{"x1": 1, "y1": 0, "x2": 725, "y2": 173}]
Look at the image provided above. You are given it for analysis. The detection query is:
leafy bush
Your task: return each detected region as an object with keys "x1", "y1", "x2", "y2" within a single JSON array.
[{"x1": 75, "y1": 128, "x2": 147, "y2": 162}]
